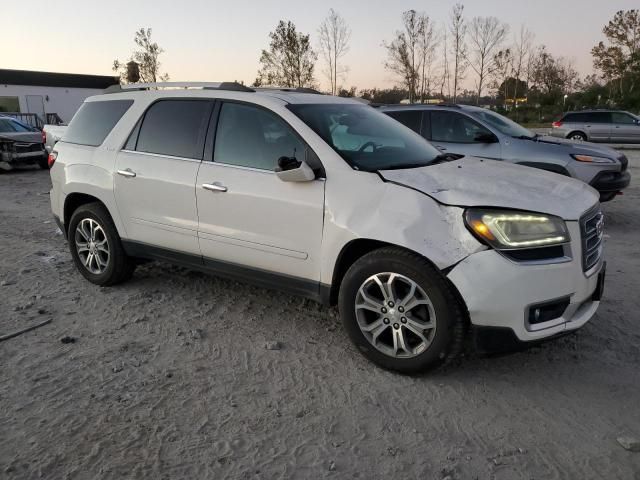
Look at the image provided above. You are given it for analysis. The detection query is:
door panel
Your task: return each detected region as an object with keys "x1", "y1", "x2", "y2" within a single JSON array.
[
  {"x1": 114, "y1": 151, "x2": 201, "y2": 255},
  {"x1": 583, "y1": 112, "x2": 611, "y2": 141},
  {"x1": 196, "y1": 101, "x2": 325, "y2": 282},
  {"x1": 610, "y1": 112, "x2": 640, "y2": 142},
  {"x1": 196, "y1": 164, "x2": 324, "y2": 280}
]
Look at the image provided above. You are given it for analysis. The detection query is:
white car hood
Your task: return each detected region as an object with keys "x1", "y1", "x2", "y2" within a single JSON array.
[{"x1": 379, "y1": 157, "x2": 599, "y2": 220}]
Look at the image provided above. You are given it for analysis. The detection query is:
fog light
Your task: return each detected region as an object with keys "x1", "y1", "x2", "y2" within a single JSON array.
[{"x1": 527, "y1": 297, "x2": 570, "y2": 325}]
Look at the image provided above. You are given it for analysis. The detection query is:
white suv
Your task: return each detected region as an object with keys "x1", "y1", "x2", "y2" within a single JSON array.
[{"x1": 50, "y1": 82, "x2": 606, "y2": 373}]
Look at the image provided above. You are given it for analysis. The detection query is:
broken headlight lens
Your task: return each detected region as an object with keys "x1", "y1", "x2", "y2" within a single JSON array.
[{"x1": 465, "y1": 209, "x2": 570, "y2": 250}]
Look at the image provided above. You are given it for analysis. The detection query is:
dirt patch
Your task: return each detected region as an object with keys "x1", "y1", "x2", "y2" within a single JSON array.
[{"x1": 1, "y1": 160, "x2": 639, "y2": 479}]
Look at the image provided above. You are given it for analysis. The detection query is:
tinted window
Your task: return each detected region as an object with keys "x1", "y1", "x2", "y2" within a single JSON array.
[
  {"x1": 214, "y1": 102, "x2": 305, "y2": 171},
  {"x1": 288, "y1": 103, "x2": 441, "y2": 172},
  {"x1": 588, "y1": 112, "x2": 611, "y2": 123},
  {"x1": 431, "y1": 111, "x2": 492, "y2": 143},
  {"x1": 0, "y1": 118, "x2": 32, "y2": 133},
  {"x1": 611, "y1": 112, "x2": 636, "y2": 124},
  {"x1": 136, "y1": 100, "x2": 211, "y2": 159},
  {"x1": 384, "y1": 110, "x2": 422, "y2": 134},
  {"x1": 467, "y1": 109, "x2": 534, "y2": 138},
  {"x1": 563, "y1": 113, "x2": 586, "y2": 123},
  {"x1": 63, "y1": 100, "x2": 133, "y2": 146}
]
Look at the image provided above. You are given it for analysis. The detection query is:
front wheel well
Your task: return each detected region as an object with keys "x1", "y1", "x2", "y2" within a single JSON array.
[{"x1": 63, "y1": 193, "x2": 109, "y2": 235}]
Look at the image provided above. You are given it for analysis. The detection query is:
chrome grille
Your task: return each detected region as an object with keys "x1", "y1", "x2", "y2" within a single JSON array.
[{"x1": 580, "y1": 206, "x2": 604, "y2": 272}]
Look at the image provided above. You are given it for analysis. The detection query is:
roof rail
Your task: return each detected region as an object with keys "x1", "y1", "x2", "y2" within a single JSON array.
[
  {"x1": 256, "y1": 87, "x2": 323, "y2": 95},
  {"x1": 104, "y1": 81, "x2": 255, "y2": 93}
]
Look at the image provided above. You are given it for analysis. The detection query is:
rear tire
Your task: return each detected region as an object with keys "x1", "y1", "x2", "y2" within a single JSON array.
[
  {"x1": 38, "y1": 155, "x2": 49, "y2": 170},
  {"x1": 568, "y1": 131, "x2": 587, "y2": 141},
  {"x1": 68, "y1": 202, "x2": 135, "y2": 286},
  {"x1": 338, "y1": 247, "x2": 466, "y2": 373}
]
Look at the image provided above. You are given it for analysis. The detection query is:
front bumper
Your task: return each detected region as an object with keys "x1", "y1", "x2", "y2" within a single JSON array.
[
  {"x1": 590, "y1": 170, "x2": 630, "y2": 193},
  {"x1": 0, "y1": 150, "x2": 47, "y2": 167},
  {"x1": 447, "y1": 221, "x2": 603, "y2": 344}
]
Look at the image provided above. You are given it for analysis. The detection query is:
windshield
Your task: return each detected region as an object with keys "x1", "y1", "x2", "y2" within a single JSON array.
[
  {"x1": 0, "y1": 118, "x2": 32, "y2": 133},
  {"x1": 467, "y1": 109, "x2": 534, "y2": 139},
  {"x1": 287, "y1": 103, "x2": 442, "y2": 171}
]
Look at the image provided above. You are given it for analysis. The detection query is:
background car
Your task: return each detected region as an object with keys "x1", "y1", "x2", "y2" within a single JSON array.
[
  {"x1": 0, "y1": 115, "x2": 48, "y2": 170},
  {"x1": 551, "y1": 110, "x2": 640, "y2": 143},
  {"x1": 380, "y1": 104, "x2": 630, "y2": 202}
]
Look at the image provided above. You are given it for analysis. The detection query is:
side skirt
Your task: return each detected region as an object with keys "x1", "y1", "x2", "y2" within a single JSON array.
[{"x1": 122, "y1": 240, "x2": 329, "y2": 305}]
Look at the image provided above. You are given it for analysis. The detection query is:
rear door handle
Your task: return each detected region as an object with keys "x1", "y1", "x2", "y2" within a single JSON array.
[
  {"x1": 117, "y1": 169, "x2": 136, "y2": 178},
  {"x1": 202, "y1": 182, "x2": 228, "y2": 192}
]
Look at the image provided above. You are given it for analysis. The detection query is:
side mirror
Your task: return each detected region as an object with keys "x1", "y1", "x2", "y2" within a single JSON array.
[
  {"x1": 474, "y1": 132, "x2": 499, "y2": 143},
  {"x1": 275, "y1": 156, "x2": 316, "y2": 182}
]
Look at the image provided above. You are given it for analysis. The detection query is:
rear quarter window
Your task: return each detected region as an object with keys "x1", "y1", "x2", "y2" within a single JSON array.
[{"x1": 63, "y1": 100, "x2": 133, "y2": 146}]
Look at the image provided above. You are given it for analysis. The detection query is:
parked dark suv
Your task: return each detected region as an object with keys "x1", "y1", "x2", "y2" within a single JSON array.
[{"x1": 551, "y1": 110, "x2": 640, "y2": 143}]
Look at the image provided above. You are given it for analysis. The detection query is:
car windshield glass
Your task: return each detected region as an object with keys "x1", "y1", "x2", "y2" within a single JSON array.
[
  {"x1": 287, "y1": 104, "x2": 441, "y2": 171},
  {"x1": 467, "y1": 109, "x2": 534, "y2": 138}
]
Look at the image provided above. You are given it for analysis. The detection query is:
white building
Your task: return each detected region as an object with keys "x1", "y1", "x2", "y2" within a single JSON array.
[{"x1": 0, "y1": 69, "x2": 119, "y2": 124}]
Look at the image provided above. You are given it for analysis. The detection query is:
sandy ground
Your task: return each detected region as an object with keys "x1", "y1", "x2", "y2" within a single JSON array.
[{"x1": 1, "y1": 156, "x2": 639, "y2": 480}]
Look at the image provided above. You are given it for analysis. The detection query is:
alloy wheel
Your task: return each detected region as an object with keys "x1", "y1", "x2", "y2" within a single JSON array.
[
  {"x1": 75, "y1": 218, "x2": 110, "y2": 275},
  {"x1": 354, "y1": 272, "x2": 437, "y2": 358}
]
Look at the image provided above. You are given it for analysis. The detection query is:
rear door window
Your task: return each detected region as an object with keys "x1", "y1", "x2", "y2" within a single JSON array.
[
  {"x1": 384, "y1": 110, "x2": 422, "y2": 135},
  {"x1": 586, "y1": 112, "x2": 611, "y2": 123},
  {"x1": 63, "y1": 100, "x2": 133, "y2": 146},
  {"x1": 135, "y1": 100, "x2": 212, "y2": 159}
]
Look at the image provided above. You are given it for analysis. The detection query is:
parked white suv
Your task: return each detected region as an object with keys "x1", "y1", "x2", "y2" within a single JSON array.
[{"x1": 50, "y1": 82, "x2": 606, "y2": 372}]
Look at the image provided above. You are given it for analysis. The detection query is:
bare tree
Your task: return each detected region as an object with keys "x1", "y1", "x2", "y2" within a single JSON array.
[
  {"x1": 511, "y1": 26, "x2": 534, "y2": 108},
  {"x1": 491, "y1": 48, "x2": 513, "y2": 107},
  {"x1": 256, "y1": 20, "x2": 317, "y2": 88},
  {"x1": 417, "y1": 16, "x2": 439, "y2": 102},
  {"x1": 439, "y1": 27, "x2": 451, "y2": 99},
  {"x1": 467, "y1": 17, "x2": 509, "y2": 104},
  {"x1": 383, "y1": 10, "x2": 424, "y2": 102},
  {"x1": 449, "y1": 3, "x2": 468, "y2": 102},
  {"x1": 113, "y1": 28, "x2": 170, "y2": 83},
  {"x1": 318, "y1": 9, "x2": 351, "y2": 95}
]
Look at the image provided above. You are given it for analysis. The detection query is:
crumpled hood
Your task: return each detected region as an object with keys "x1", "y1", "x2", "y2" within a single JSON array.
[{"x1": 380, "y1": 157, "x2": 599, "y2": 220}]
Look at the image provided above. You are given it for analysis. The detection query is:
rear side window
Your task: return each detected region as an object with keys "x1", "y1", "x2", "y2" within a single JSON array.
[
  {"x1": 611, "y1": 112, "x2": 636, "y2": 124},
  {"x1": 63, "y1": 100, "x2": 133, "y2": 146},
  {"x1": 135, "y1": 100, "x2": 211, "y2": 159},
  {"x1": 385, "y1": 110, "x2": 422, "y2": 135}
]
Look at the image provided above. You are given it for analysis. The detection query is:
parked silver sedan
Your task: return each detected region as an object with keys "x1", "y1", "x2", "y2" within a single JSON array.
[{"x1": 551, "y1": 110, "x2": 640, "y2": 143}]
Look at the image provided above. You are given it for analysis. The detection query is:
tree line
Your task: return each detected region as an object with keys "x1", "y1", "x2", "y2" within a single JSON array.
[{"x1": 112, "y1": 7, "x2": 640, "y2": 117}]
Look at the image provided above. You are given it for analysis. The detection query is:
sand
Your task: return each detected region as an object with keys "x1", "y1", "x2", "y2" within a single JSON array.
[{"x1": 1, "y1": 156, "x2": 639, "y2": 479}]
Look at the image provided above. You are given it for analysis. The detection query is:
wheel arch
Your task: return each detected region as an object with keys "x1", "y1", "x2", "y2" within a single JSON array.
[
  {"x1": 64, "y1": 193, "x2": 119, "y2": 237},
  {"x1": 326, "y1": 239, "x2": 468, "y2": 311}
]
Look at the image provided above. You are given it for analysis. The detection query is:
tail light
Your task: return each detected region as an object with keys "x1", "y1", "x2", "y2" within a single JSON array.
[
  {"x1": 48, "y1": 151, "x2": 57, "y2": 168},
  {"x1": 41, "y1": 130, "x2": 47, "y2": 144},
  {"x1": 552, "y1": 121, "x2": 562, "y2": 128}
]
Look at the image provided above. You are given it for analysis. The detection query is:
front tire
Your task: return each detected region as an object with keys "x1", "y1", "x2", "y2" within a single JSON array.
[
  {"x1": 338, "y1": 247, "x2": 466, "y2": 373},
  {"x1": 68, "y1": 203, "x2": 135, "y2": 286}
]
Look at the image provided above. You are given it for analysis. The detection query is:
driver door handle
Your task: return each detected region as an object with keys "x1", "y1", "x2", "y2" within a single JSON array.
[
  {"x1": 117, "y1": 168, "x2": 136, "y2": 178},
  {"x1": 202, "y1": 182, "x2": 228, "y2": 193}
]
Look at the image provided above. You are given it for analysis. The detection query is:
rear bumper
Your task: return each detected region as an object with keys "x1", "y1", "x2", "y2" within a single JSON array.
[{"x1": 590, "y1": 170, "x2": 630, "y2": 193}]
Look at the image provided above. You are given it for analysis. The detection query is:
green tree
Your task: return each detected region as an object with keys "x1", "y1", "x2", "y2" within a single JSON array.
[
  {"x1": 591, "y1": 9, "x2": 640, "y2": 99},
  {"x1": 256, "y1": 21, "x2": 317, "y2": 88}
]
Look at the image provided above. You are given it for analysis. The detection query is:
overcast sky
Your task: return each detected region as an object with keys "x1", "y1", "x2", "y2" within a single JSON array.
[{"x1": 2, "y1": 0, "x2": 638, "y2": 90}]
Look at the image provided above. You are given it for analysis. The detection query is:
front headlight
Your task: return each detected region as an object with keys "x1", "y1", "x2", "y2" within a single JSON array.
[
  {"x1": 465, "y1": 209, "x2": 570, "y2": 250},
  {"x1": 571, "y1": 154, "x2": 615, "y2": 164}
]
